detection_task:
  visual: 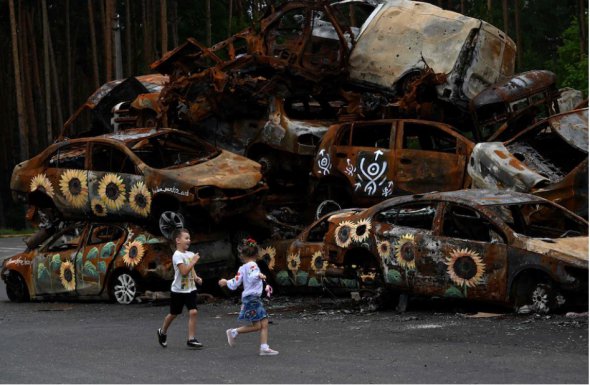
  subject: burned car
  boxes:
[311,118,475,215]
[308,190,586,313]
[1,222,173,304]
[468,108,588,218]
[60,74,169,140]
[10,128,267,238]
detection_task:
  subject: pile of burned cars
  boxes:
[3,0,587,312]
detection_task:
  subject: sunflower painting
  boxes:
[122,240,145,268]
[129,181,152,217]
[377,240,392,262]
[334,221,355,248]
[351,218,372,243]
[394,234,416,270]
[258,246,276,270]
[445,248,486,294]
[91,198,108,217]
[98,173,126,211]
[30,173,55,198]
[310,251,328,274]
[59,169,88,208]
[59,261,76,291]
[287,252,301,273]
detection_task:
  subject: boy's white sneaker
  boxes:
[226,329,236,347]
[259,347,279,356]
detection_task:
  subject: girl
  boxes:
[218,238,278,356]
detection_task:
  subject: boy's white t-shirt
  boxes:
[171,250,197,293]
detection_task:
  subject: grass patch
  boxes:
[0,228,34,236]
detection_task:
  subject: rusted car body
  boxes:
[311,119,475,211]
[468,108,588,218]
[10,128,267,238]
[470,70,560,142]
[259,190,587,312]
[1,222,173,304]
[60,74,169,140]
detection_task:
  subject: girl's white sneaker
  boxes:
[259,347,279,356]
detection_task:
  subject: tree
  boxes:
[9,0,28,159]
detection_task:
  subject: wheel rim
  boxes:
[159,211,185,239]
[316,199,341,220]
[113,273,137,305]
[531,285,549,313]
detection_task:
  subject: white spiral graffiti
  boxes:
[358,153,387,195]
[317,149,332,175]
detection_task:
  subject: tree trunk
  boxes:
[460,0,465,14]
[228,0,233,38]
[487,0,492,20]
[26,7,44,150]
[161,0,168,55]
[49,34,64,130]
[9,0,29,160]
[514,0,522,70]
[206,0,212,46]
[125,0,133,76]
[42,0,52,145]
[171,0,178,47]
[20,3,38,153]
[579,0,588,56]
[88,0,100,88]
[105,0,114,81]
[66,0,73,116]
[143,0,152,65]
[502,0,509,35]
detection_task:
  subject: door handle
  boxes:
[400,158,412,164]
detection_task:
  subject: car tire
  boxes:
[315,199,342,220]
[109,271,139,305]
[512,274,561,314]
[158,210,186,240]
[5,272,29,302]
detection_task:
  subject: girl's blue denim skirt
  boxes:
[238,295,268,322]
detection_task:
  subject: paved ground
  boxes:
[0,237,587,383]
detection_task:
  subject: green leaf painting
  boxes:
[275,271,292,286]
[83,261,99,279]
[308,277,321,287]
[341,278,358,289]
[146,237,163,244]
[134,235,147,244]
[37,263,50,281]
[50,254,61,271]
[100,242,115,259]
[97,261,107,274]
[295,271,308,286]
[444,286,465,298]
[87,247,99,261]
[386,269,402,285]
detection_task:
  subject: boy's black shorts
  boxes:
[170,290,198,315]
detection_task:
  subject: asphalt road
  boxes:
[0,237,587,383]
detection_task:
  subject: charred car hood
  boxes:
[154,150,262,190]
[524,236,588,268]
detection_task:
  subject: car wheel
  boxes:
[158,210,186,239]
[110,272,139,305]
[512,274,561,314]
[315,199,342,220]
[5,272,29,302]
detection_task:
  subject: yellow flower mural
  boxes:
[98,173,126,211]
[310,251,328,273]
[129,181,152,217]
[335,221,355,248]
[30,173,55,198]
[287,252,301,273]
[59,261,76,291]
[122,240,145,268]
[445,248,486,288]
[91,198,108,217]
[258,246,276,270]
[395,234,416,270]
[377,240,392,260]
[351,218,372,243]
[59,169,88,208]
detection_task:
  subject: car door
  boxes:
[33,224,85,296]
[87,142,145,219]
[394,120,472,194]
[76,223,126,296]
[429,202,509,301]
[372,201,440,293]
[43,142,91,216]
[334,121,396,203]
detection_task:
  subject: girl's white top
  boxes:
[226,261,263,299]
[171,250,197,293]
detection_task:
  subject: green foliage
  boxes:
[552,17,588,96]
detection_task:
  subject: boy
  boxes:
[157,228,203,348]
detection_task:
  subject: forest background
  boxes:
[0,0,587,229]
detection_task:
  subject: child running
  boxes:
[157,228,204,349]
[218,238,278,356]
